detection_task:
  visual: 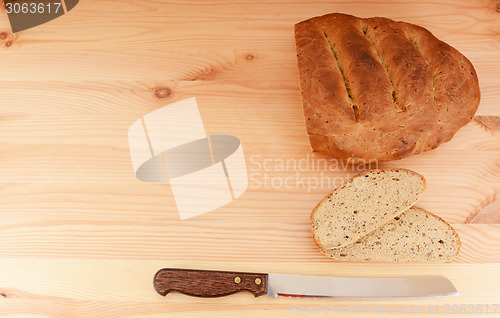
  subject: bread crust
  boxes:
[295,13,480,161]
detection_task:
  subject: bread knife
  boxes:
[154,268,458,299]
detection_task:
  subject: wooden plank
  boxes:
[0,1,498,115]
[0,115,498,182]
[0,209,498,262]
[0,71,497,116]
[0,259,499,317]
[0,178,497,224]
[0,0,498,52]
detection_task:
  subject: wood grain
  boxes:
[0,0,499,317]
[1,259,500,318]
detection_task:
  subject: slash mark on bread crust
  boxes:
[361,25,404,111]
[405,33,438,105]
[322,31,359,122]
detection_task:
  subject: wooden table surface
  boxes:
[1,0,499,317]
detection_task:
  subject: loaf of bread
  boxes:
[321,207,461,262]
[295,13,480,161]
[311,169,426,249]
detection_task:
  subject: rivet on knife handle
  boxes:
[154,268,268,297]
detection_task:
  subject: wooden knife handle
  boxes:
[154,268,268,297]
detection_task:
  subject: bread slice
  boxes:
[311,169,426,249]
[321,207,461,262]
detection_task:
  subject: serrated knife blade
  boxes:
[267,273,458,299]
